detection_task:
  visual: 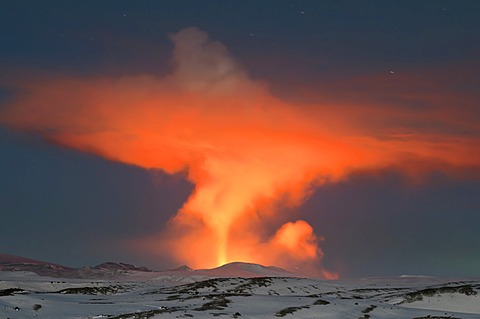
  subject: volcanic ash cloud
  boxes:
[2,27,479,278]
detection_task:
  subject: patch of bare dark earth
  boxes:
[56,285,124,295]
[194,295,231,311]
[108,307,177,319]
[313,299,330,305]
[0,288,26,296]
[275,305,310,317]
[402,285,477,304]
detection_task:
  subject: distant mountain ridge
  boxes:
[0,253,70,268]
[0,253,297,279]
[0,253,72,276]
[0,253,153,278]
[93,262,152,272]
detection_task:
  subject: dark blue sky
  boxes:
[1,1,479,277]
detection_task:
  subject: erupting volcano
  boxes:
[1,27,479,278]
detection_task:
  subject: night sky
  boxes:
[1,1,479,278]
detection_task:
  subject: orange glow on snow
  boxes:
[1,27,479,278]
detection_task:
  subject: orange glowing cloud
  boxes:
[1,27,479,277]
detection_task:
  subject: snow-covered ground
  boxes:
[1,266,479,319]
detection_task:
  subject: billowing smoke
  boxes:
[1,27,479,278]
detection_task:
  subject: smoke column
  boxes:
[1,27,479,277]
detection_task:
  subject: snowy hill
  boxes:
[1,254,479,318]
[193,262,297,278]
[0,271,479,318]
